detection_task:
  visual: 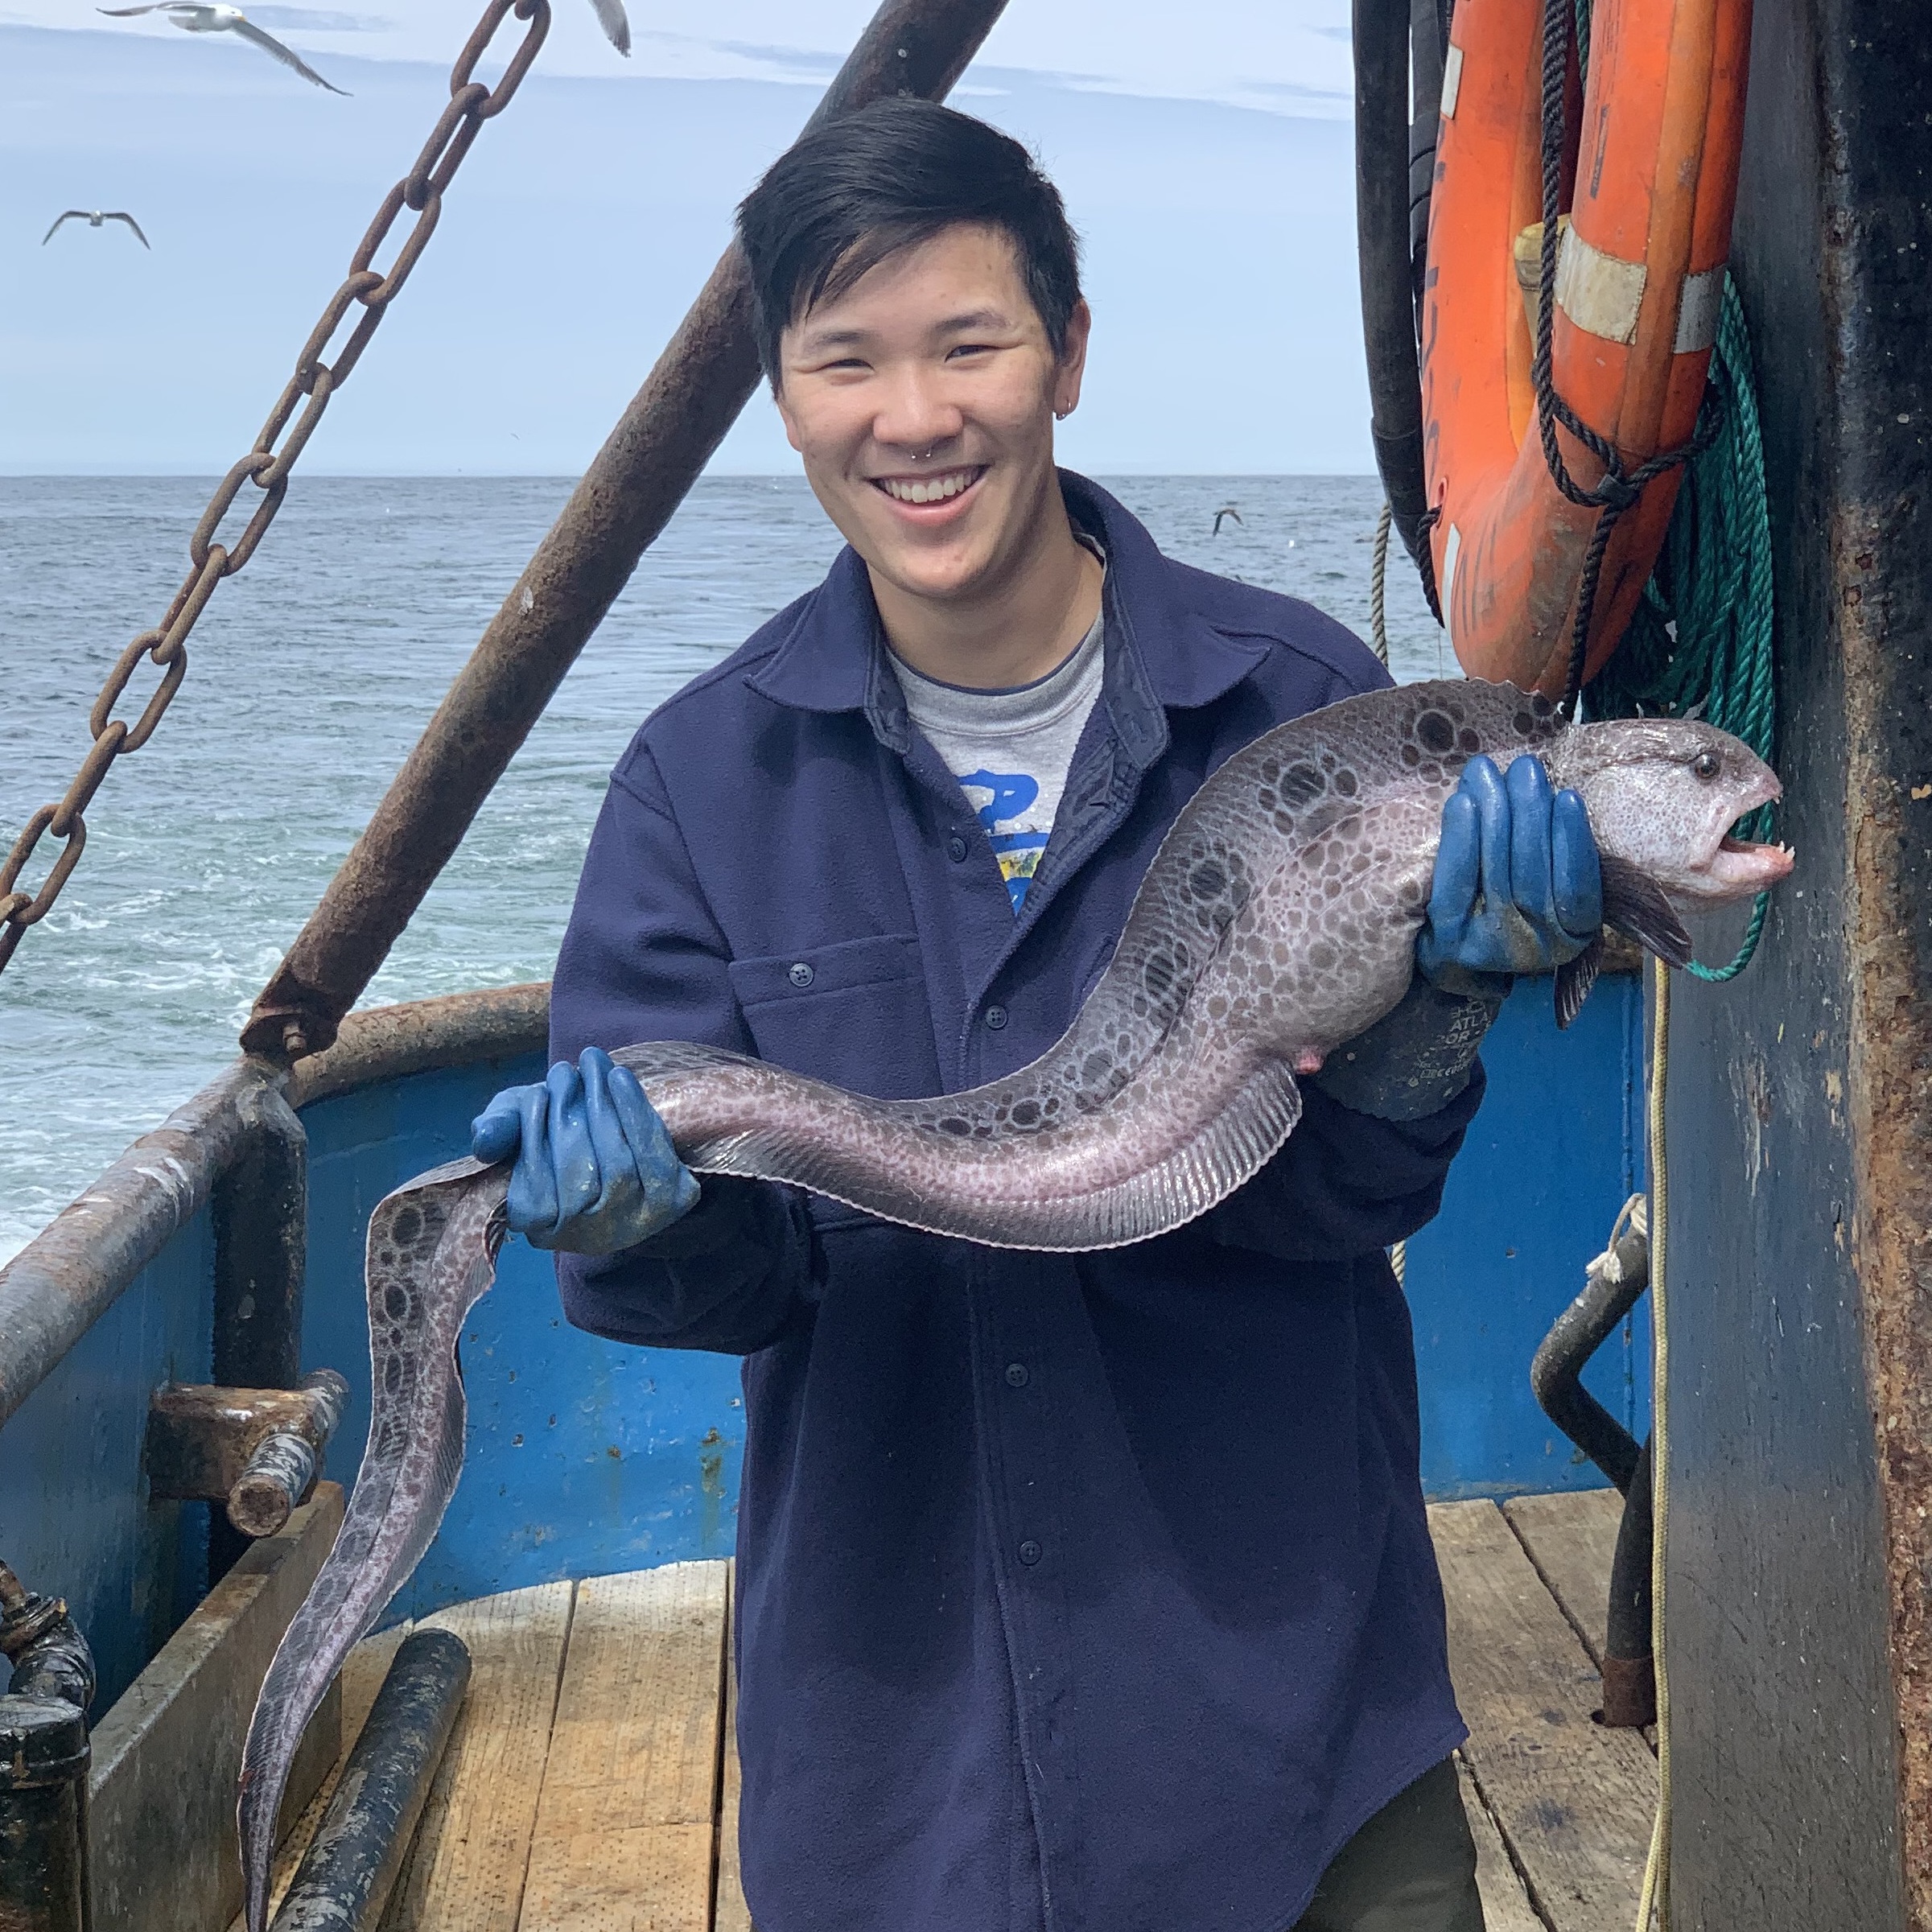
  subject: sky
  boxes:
[0,0,1373,473]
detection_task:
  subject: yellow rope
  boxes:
[1635,958,1673,1930]
[1370,500,1405,1300]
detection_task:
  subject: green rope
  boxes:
[1584,276,1777,981]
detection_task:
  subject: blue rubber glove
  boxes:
[470,1046,699,1254]
[1416,753,1603,992]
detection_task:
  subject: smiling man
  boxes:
[474,98,1604,1932]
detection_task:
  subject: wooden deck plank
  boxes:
[1430,1500,1656,1932]
[517,1563,729,1929]
[1502,1488,1626,1667]
[1456,1753,1545,1932]
[715,1563,752,1932]
[252,1501,1654,1932]
[386,1580,577,1932]
[521,1826,717,1932]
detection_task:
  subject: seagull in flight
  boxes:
[97,5,350,93]
[1212,504,1244,537]
[589,0,629,52]
[43,209,151,248]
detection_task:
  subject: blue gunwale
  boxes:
[0,973,1646,1710]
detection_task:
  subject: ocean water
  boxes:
[0,473,1445,1264]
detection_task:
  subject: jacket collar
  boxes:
[743,472,1267,735]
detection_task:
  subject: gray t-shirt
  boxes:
[891,608,1106,913]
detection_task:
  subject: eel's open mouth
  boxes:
[1704,834,1797,898]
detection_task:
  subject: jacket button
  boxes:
[1004,1362,1029,1388]
[788,962,815,988]
[984,1005,1008,1030]
[946,834,969,863]
[1018,1539,1042,1566]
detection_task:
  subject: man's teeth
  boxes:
[879,470,978,505]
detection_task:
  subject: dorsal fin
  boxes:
[684,1057,1304,1251]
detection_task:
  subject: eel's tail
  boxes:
[237,1159,508,1932]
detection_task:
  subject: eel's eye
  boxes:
[1692,751,1722,781]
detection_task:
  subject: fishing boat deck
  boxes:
[239,1489,1654,1932]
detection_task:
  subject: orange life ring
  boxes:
[1419,0,1752,696]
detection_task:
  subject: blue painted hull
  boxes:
[0,975,1646,1706]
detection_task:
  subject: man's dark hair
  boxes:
[735,97,1083,384]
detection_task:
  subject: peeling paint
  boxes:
[1839,498,1932,1928]
[698,1428,726,1554]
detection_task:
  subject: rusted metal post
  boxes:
[145,1372,349,1539]
[244,0,1014,1061]
[208,1081,308,1580]
[212,1083,306,1391]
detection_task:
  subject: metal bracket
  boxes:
[146,1370,348,1539]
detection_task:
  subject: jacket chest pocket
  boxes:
[727,932,941,1102]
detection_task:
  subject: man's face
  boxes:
[774,223,1089,609]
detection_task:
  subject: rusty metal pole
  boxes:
[208,1081,308,1584]
[244,0,1014,1061]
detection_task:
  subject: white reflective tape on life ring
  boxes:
[1674,266,1726,354]
[1554,225,1647,345]
[1440,43,1464,119]
[1441,523,1462,631]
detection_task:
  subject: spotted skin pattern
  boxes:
[237,1160,505,1932]
[601,680,1570,1250]
[238,682,1786,1905]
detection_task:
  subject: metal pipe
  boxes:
[209,1082,310,1581]
[228,1370,351,1540]
[0,1700,89,1932]
[0,1567,95,1716]
[212,1084,307,1394]
[0,1563,95,1932]
[1353,0,1434,581]
[242,0,1015,1064]
[1600,1433,1658,1728]
[282,983,548,1111]
[1528,1228,1650,1494]
[0,1061,274,1433]
[266,1629,471,1931]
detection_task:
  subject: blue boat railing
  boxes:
[0,973,1647,1716]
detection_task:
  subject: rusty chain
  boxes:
[0,0,553,976]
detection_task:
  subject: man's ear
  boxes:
[1052,299,1093,420]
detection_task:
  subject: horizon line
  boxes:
[0,468,1383,481]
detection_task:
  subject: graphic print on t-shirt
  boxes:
[958,768,1051,911]
[890,599,1108,921]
